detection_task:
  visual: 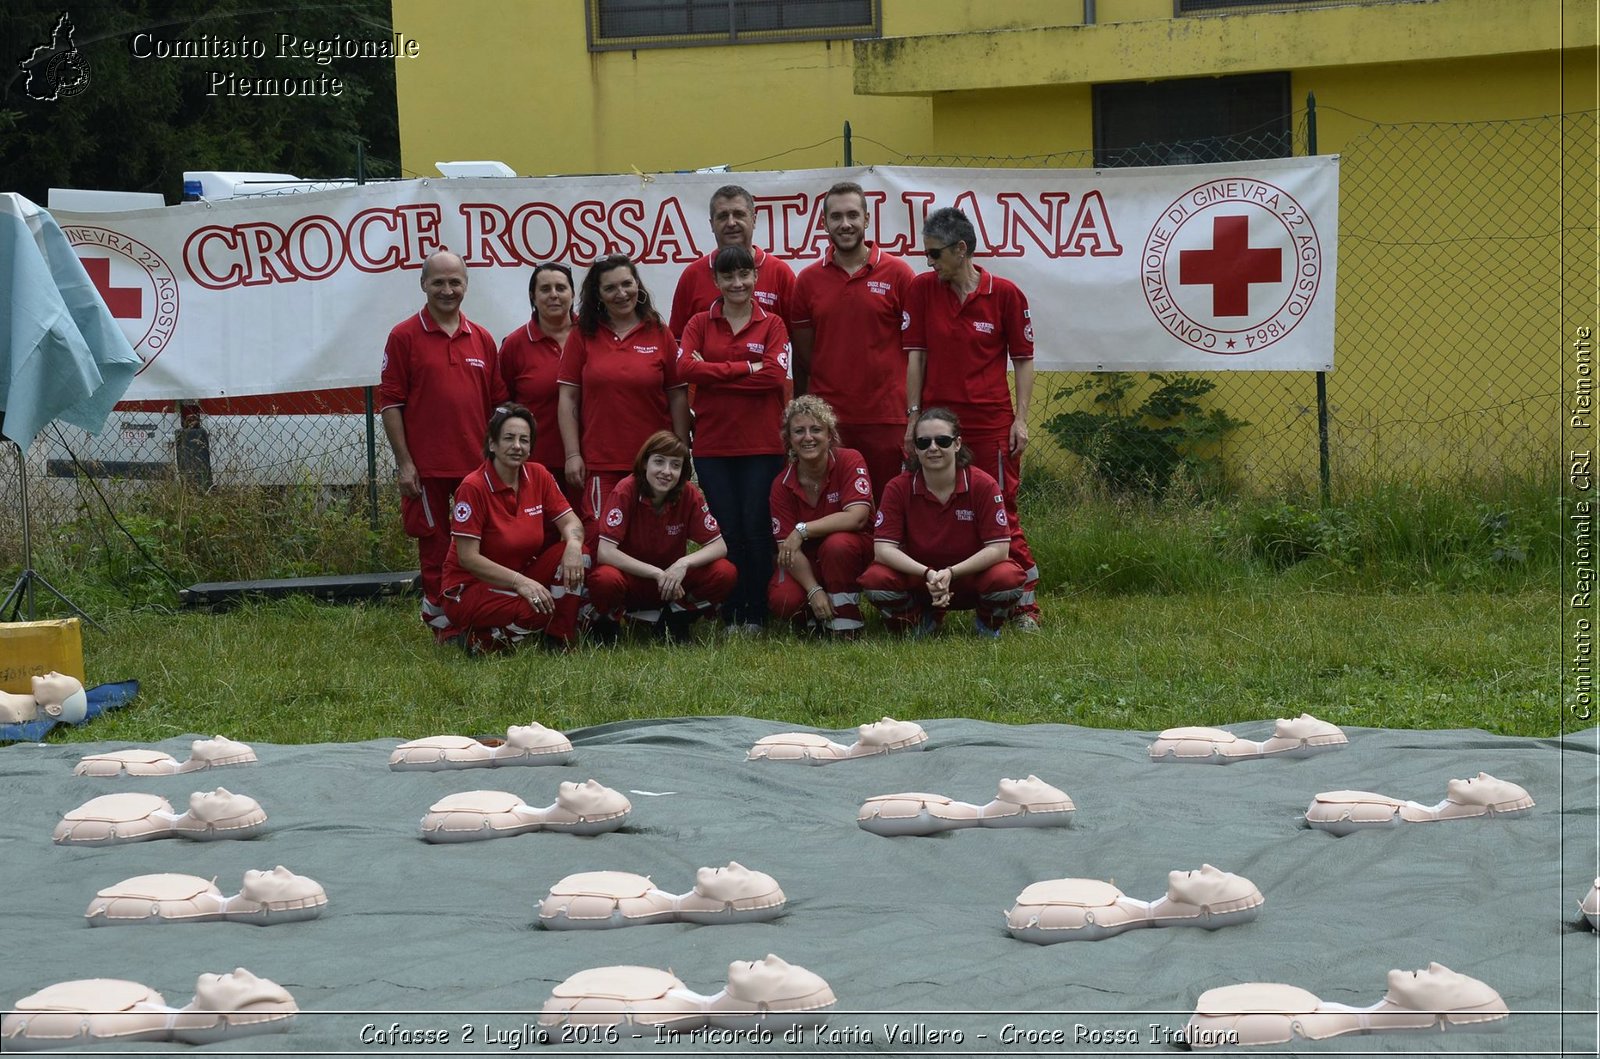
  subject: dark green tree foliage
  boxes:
[1,1,399,203]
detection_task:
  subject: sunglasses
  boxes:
[924,243,956,261]
[913,434,957,451]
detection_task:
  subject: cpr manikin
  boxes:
[1305,772,1534,835]
[1181,962,1508,1048]
[1582,879,1600,929]
[540,862,785,929]
[1,968,297,1051]
[389,723,573,771]
[748,717,927,764]
[420,779,630,842]
[75,736,257,777]
[1148,713,1347,763]
[857,776,1074,836]
[85,866,327,926]
[1006,864,1263,943]
[53,789,268,845]
[540,954,834,1033]
[0,672,87,725]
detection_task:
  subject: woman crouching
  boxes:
[440,404,586,653]
[859,407,1026,637]
[586,431,736,643]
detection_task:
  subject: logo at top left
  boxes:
[19,13,92,102]
[62,227,179,374]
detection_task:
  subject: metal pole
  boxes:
[843,120,852,166]
[1308,91,1331,506]
[356,141,380,565]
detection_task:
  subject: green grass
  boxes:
[45,585,1558,745]
[5,473,1564,745]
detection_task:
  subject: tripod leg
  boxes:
[22,571,104,632]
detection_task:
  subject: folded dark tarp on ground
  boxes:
[0,718,1594,1055]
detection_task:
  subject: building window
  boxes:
[588,0,879,51]
[1093,72,1292,168]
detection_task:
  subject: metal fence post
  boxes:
[1308,91,1332,506]
[844,120,852,166]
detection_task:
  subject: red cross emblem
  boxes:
[82,256,143,318]
[1178,216,1282,318]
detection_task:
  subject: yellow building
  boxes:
[395,0,1596,489]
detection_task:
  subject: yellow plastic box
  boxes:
[0,619,85,693]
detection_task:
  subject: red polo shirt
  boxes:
[769,447,873,541]
[676,301,790,457]
[556,320,684,472]
[441,460,573,593]
[902,267,1034,436]
[669,245,796,336]
[792,245,916,426]
[499,318,571,471]
[378,308,506,479]
[873,466,1011,570]
[597,477,722,570]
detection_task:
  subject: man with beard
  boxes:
[789,181,916,501]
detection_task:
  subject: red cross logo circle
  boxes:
[1142,178,1322,355]
[63,226,179,374]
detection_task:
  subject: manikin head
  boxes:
[1168,864,1247,904]
[33,671,87,722]
[190,735,248,761]
[1384,963,1497,1010]
[557,779,626,814]
[695,861,775,900]
[240,866,319,903]
[191,968,293,1011]
[996,775,1067,805]
[186,788,258,822]
[725,954,826,1002]
[857,717,919,745]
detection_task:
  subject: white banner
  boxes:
[51,157,1337,401]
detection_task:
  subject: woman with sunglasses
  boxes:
[767,395,874,637]
[557,255,689,525]
[902,206,1040,629]
[860,407,1025,637]
[440,404,586,653]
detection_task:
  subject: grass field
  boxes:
[51,585,1558,745]
[5,474,1566,745]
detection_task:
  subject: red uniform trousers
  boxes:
[836,422,909,506]
[402,476,464,632]
[961,434,1040,620]
[767,531,873,632]
[859,558,1027,630]
[586,559,737,623]
[440,540,583,652]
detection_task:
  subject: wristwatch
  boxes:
[905,404,921,417]
[795,521,809,541]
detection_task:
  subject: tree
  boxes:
[1,1,399,203]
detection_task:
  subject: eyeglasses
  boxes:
[913,434,957,451]
[924,243,956,262]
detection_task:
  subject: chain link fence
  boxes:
[0,107,1589,588]
[869,107,1592,498]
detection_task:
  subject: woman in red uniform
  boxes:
[586,431,736,643]
[499,263,575,492]
[440,404,586,653]
[557,254,688,524]
[859,407,1026,637]
[676,244,789,634]
[767,395,874,637]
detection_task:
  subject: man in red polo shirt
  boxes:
[790,181,916,500]
[378,250,507,638]
[669,184,795,336]
[902,207,1040,628]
